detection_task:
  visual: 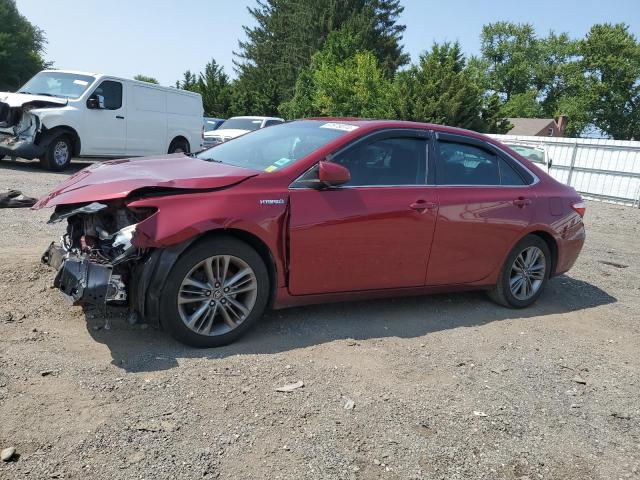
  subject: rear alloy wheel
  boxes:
[160,237,269,347]
[488,235,551,308]
[40,135,73,171]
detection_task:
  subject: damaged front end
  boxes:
[0,93,66,159]
[41,202,155,307]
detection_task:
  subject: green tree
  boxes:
[175,70,197,91]
[393,42,492,132]
[279,27,395,119]
[0,0,48,91]
[133,74,159,84]
[196,59,232,117]
[234,0,408,115]
[501,90,545,117]
[480,22,544,101]
[580,23,640,139]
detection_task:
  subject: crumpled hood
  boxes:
[0,92,68,108]
[204,128,250,140]
[33,153,259,208]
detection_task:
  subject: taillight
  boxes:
[571,201,586,217]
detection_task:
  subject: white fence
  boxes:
[490,134,640,208]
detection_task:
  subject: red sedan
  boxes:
[35,119,586,347]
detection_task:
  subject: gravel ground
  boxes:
[0,158,639,480]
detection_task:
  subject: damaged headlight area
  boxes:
[41,201,156,306]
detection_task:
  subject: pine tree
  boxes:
[234,0,408,115]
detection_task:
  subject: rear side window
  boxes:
[264,119,283,127]
[436,141,525,186]
[93,80,122,110]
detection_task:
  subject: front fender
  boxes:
[127,188,289,284]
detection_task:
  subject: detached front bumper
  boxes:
[0,133,44,159]
[42,243,114,306]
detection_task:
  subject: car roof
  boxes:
[301,117,488,138]
[228,116,284,121]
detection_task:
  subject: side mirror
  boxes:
[318,160,350,188]
[87,94,105,109]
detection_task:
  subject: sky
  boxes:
[15,0,640,87]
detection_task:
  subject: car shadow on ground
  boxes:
[84,274,616,373]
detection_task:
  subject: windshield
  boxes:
[219,118,264,131]
[505,144,545,164]
[19,72,95,99]
[196,120,355,172]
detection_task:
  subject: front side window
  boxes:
[19,71,95,99]
[333,137,427,186]
[436,141,525,186]
[91,81,122,110]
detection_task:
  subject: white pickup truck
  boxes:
[0,70,203,170]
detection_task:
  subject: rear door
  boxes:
[82,79,126,155]
[426,133,536,285]
[288,129,438,295]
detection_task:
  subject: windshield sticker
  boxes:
[274,157,292,166]
[265,165,278,172]
[73,79,89,86]
[320,122,359,132]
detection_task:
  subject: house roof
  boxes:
[507,118,557,136]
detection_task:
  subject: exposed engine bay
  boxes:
[42,202,155,306]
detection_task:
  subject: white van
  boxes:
[0,70,203,170]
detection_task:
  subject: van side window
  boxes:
[93,81,123,110]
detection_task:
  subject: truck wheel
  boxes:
[168,138,190,154]
[159,237,270,348]
[40,135,73,171]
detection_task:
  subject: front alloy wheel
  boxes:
[160,237,269,347]
[178,255,258,336]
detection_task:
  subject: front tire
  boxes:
[40,135,73,171]
[488,235,551,308]
[160,237,270,347]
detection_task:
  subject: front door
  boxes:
[288,130,438,295]
[82,79,126,156]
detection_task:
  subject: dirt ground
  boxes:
[0,158,639,480]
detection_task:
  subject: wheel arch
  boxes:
[168,135,190,153]
[528,230,559,277]
[38,125,82,156]
[196,228,279,308]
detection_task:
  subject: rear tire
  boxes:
[488,235,551,308]
[40,135,73,171]
[159,237,270,348]
[168,138,190,154]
